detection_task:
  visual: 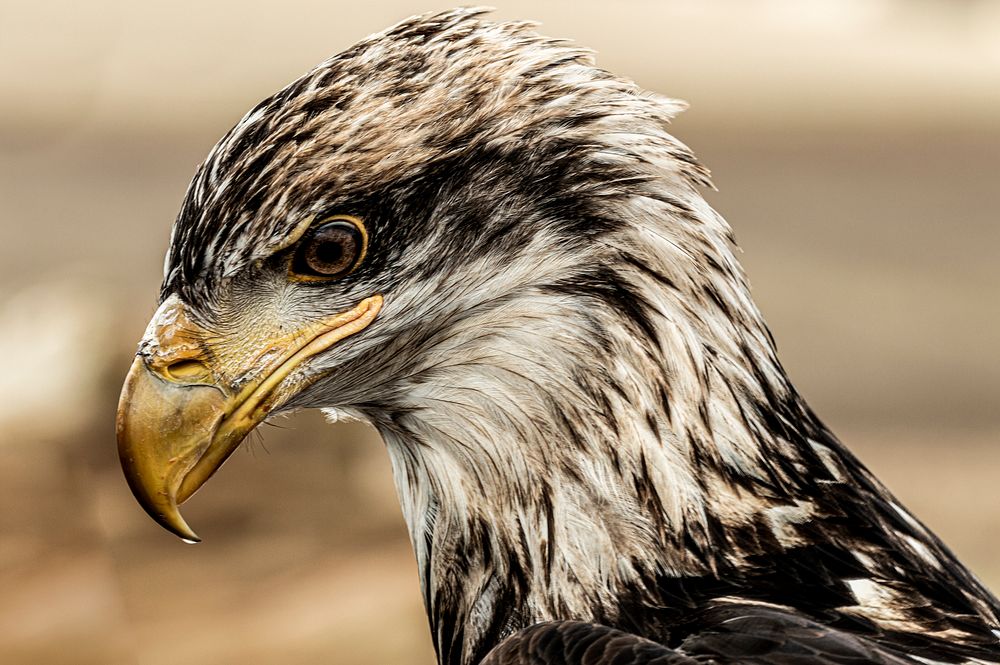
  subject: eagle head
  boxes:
[117,8,746,543]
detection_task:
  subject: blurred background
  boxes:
[1,1,998,663]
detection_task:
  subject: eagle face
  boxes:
[118,8,711,541]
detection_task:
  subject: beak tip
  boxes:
[152,505,202,543]
[169,522,202,544]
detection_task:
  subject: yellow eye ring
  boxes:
[289,215,368,282]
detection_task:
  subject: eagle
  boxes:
[115,8,1000,665]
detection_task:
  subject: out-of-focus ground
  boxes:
[0,1,998,663]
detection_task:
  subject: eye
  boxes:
[290,216,367,280]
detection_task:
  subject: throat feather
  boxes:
[372,251,814,662]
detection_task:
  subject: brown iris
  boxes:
[291,216,366,279]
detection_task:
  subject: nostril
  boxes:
[163,359,212,383]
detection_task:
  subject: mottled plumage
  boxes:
[151,8,1000,665]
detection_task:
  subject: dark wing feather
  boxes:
[674,605,914,664]
[480,621,698,664]
[481,605,918,664]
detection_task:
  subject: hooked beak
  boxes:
[116,295,382,542]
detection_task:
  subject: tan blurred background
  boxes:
[1,1,998,663]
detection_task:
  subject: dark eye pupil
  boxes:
[314,240,344,266]
[293,220,363,278]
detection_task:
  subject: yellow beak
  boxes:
[116,295,382,542]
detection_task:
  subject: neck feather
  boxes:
[367,191,839,662]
